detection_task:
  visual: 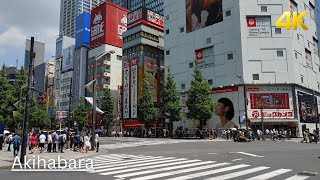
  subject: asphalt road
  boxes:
[1,138,319,180]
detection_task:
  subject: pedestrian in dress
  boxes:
[30,133,38,154]
[84,133,91,153]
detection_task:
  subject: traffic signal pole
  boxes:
[20,37,35,164]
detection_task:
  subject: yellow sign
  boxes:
[275,11,308,30]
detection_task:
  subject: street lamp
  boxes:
[237,75,249,131]
[85,50,115,151]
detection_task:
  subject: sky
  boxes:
[0,0,60,67]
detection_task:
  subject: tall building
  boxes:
[34,62,54,99]
[316,0,320,54]
[111,0,164,15]
[59,0,106,38]
[24,39,45,69]
[5,66,18,84]
[165,0,320,136]
[121,7,165,129]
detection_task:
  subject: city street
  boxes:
[1,137,319,180]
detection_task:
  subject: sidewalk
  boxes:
[0,144,106,169]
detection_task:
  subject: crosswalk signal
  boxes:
[38,93,44,108]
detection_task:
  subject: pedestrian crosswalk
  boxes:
[80,154,313,180]
[99,140,184,149]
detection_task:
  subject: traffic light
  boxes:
[38,93,44,108]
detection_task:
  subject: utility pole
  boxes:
[91,58,97,151]
[237,75,249,131]
[312,90,319,136]
[68,77,73,134]
[20,37,35,164]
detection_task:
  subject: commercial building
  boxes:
[87,1,129,128]
[111,0,164,15]
[5,66,18,84]
[59,0,106,38]
[34,61,55,99]
[24,39,45,69]
[121,7,164,129]
[164,0,320,136]
[316,0,320,53]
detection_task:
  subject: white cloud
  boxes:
[0,48,7,56]
[0,27,26,48]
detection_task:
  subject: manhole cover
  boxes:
[297,171,318,176]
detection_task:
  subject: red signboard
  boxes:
[251,111,293,118]
[246,17,257,27]
[250,93,290,109]
[90,2,129,48]
[121,121,162,129]
[212,86,238,94]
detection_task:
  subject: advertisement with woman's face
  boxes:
[215,98,238,129]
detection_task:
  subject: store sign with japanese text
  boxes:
[123,59,130,119]
[246,17,271,37]
[117,85,122,120]
[130,57,138,118]
[147,10,164,28]
[195,46,214,69]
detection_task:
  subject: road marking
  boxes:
[167,164,250,180]
[231,158,242,161]
[230,152,264,157]
[245,169,292,180]
[130,162,231,180]
[101,159,203,176]
[92,157,182,173]
[208,153,219,155]
[284,175,311,180]
[205,166,270,180]
[114,161,215,178]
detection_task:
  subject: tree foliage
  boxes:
[186,67,214,129]
[138,77,157,129]
[72,97,88,130]
[161,71,181,136]
[100,88,115,132]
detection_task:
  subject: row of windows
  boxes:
[123,31,160,43]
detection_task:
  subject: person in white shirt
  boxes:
[39,132,46,153]
[47,132,52,153]
[95,132,99,152]
[84,133,91,153]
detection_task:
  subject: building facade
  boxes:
[316,0,320,54]
[24,39,45,69]
[111,0,164,15]
[164,0,320,136]
[59,0,106,38]
[121,7,164,129]
[5,67,18,84]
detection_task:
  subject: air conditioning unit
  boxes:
[103,84,110,89]
[103,72,109,77]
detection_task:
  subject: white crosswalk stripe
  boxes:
[84,154,312,180]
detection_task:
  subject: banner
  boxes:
[123,59,130,119]
[250,93,290,109]
[298,91,317,123]
[144,56,157,102]
[117,85,122,120]
[131,57,138,118]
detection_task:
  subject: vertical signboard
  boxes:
[117,85,122,120]
[131,57,138,118]
[144,56,157,102]
[62,45,74,72]
[298,91,317,123]
[123,59,130,119]
[75,12,91,49]
[90,3,106,48]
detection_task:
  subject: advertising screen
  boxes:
[250,93,290,109]
[62,45,74,72]
[298,91,317,123]
[144,56,157,102]
[75,12,91,49]
[186,0,223,33]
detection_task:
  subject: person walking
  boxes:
[7,132,13,151]
[39,132,46,153]
[58,132,66,153]
[52,131,59,152]
[84,133,91,153]
[12,133,22,157]
[29,133,38,154]
[47,132,52,153]
[95,132,99,153]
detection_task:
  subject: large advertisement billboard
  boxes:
[75,12,91,49]
[186,0,223,33]
[62,45,74,72]
[123,59,130,119]
[250,93,290,109]
[127,7,164,30]
[298,91,317,123]
[144,56,157,102]
[90,2,129,48]
[131,57,138,118]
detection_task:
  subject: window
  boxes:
[275,28,281,34]
[277,50,283,57]
[227,53,234,60]
[116,55,122,60]
[208,79,213,85]
[206,37,211,44]
[189,62,193,68]
[301,76,304,83]
[253,74,259,80]
[319,66,320,72]
[318,83,320,90]
[308,42,310,48]
[225,10,231,17]
[261,6,267,12]
[297,34,299,40]
[180,27,184,33]
[165,15,169,20]
[165,29,169,34]
[295,53,298,59]
[181,83,186,90]
[166,50,170,55]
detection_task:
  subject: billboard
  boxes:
[123,59,130,119]
[250,93,290,109]
[127,7,164,30]
[195,46,214,69]
[144,56,157,102]
[127,8,143,25]
[75,12,91,49]
[246,17,271,37]
[131,57,138,118]
[186,0,223,33]
[62,45,74,72]
[117,85,122,120]
[298,91,317,123]
[90,2,129,48]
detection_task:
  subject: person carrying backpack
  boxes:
[12,133,22,157]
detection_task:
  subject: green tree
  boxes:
[73,97,88,131]
[100,88,115,134]
[186,67,214,129]
[28,97,50,129]
[161,71,182,137]
[138,77,157,130]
